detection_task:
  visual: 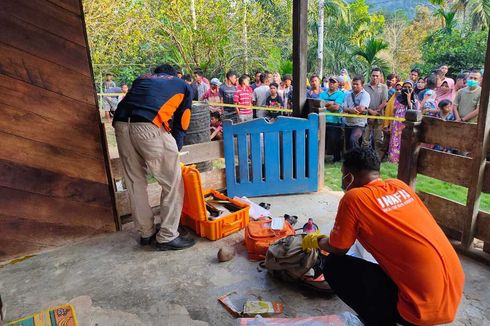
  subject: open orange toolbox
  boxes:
[181,165,250,240]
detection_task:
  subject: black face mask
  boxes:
[402,88,409,94]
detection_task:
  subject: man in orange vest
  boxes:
[113,64,195,251]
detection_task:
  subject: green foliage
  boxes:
[353,37,390,78]
[420,29,488,76]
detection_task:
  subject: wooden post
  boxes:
[397,110,422,189]
[292,0,308,118]
[307,99,326,190]
[461,33,490,249]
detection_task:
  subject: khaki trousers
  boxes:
[114,121,182,243]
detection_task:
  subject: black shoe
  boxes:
[140,232,157,246]
[155,236,196,251]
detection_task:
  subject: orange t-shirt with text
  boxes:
[329,179,464,325]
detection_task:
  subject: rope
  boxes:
[96,94,405,122]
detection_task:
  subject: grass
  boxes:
[324,161,490,213]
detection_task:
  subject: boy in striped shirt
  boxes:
[233,74,254,122]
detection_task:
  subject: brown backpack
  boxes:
[264,234,333,293]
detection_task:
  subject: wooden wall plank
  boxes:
[1,0,86,46]
[0,103,102,157]
[0,132,107,184]
[0,75,98,127]
[0,159,111,207]
[46,0,81,15]
[418,191,466,231]
[0,13,90,77]
[476,211,490,243]
[483,161,490,194]
[180,141,224,164]
[422,117,476,153]
[0,215,107,262]
[0,43,96,105]
[418,148,472,188]
[0,187,115,230]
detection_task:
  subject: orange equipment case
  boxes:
[244,218,296,261]
[181,165,250,240]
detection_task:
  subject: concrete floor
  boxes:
[0,190,489,325]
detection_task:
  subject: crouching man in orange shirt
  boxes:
[303,148,464,325]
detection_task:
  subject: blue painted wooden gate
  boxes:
[223,114,319,197]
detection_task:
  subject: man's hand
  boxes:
[368,109,379,116]
[302,231,327,252]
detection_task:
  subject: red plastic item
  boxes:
[244,218,295,261]
[181,165,250,240]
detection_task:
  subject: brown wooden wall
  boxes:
[0,0,117,262]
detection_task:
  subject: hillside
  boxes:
[348,0,433,17]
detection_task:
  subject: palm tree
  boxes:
[452,0,490,30]
[434,8,457,34]
[353,38,390,79]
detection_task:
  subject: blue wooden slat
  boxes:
[250,133,262,183]
[295,129,306,180]
[237,134,250,184]
[282,130,293,181]
[264,132,280,183]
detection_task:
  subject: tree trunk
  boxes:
[243,0,249,74]
[190,0,197,30]
[317,0,324,78]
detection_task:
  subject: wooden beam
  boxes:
[421,117,477,154]
[180,141,224,165]
[417,191,466,232]
[476,210,490,243]
[483,161,490,194]
[462,30,490,248]
[417,148,472,188]
[397,110,422,189]
[292,0,308,117]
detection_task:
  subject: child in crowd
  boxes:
[210,111,223,141]
[420,74,438,117]
[437,99,455,121]
[233,74,254,122]
[433,99,456,154]
[265,82,284,120]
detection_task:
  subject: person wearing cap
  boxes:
[202,78,223,114]
[319,76,345,162]
[362,67,388,160]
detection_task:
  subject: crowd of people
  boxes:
[103,64,484,162]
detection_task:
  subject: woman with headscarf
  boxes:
[388,81,417,163]
[435,77,455,106]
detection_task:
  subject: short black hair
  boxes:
[411,68,421,75]
[456,73,468,80]
[182,74,193,82]
[238,74,250,85]
[352,75,364,84]
[154,64,176,76]
[210,111,221,120]
[438,99,452,108]
[269,82,279,88]
[283,74,292,81]
[194,70,204,77]
[387,73,397,80]
[226,70,237,80]
[309,74,320,81]
[259,73,267,84]
[371,67,382,74]
[343,148,380,173]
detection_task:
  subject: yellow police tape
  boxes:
[96,94,405,122]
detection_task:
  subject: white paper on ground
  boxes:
[233,196,271,220]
